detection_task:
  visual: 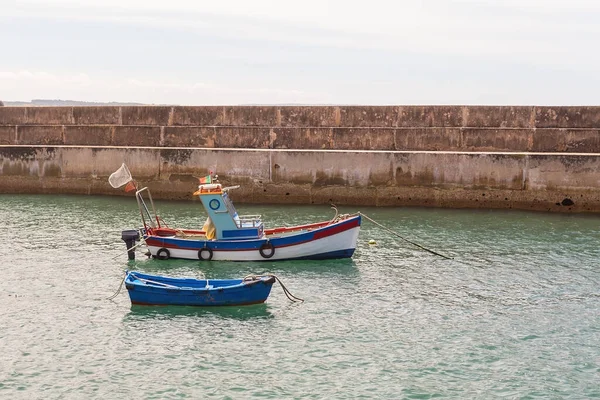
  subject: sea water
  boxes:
[1,194,599,399]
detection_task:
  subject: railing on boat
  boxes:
[236,214,262,228]
[135,187,161,230]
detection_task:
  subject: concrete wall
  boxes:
[2,105,600,152]
[2,105,600,212]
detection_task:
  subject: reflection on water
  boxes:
[125,303,274,321]
[125,255,360,278]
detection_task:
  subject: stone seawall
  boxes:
[2,105,600,212]
[2,105,600,152]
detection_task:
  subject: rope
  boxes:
[360,212,453,260]
[107,271,126,300]
[176,229,189,238]
[111,241,146,260]
[328,204,339,225]
[244,274,304,303]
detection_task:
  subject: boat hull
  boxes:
[143,214,361,261]
[125,271,275,306]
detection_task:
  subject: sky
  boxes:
[1,0,600,105]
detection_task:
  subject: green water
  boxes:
[1,194,599,399]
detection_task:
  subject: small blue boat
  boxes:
[124,271,276,306]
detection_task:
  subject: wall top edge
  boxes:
[2,144,600,157]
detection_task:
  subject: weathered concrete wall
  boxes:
[1,146,600,212]
[2,105,600,212]
[1,105,600,152]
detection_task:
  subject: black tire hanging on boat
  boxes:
[259,242,275,259]
[198,247,213,261]
[156,248,170,260]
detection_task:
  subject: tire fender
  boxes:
[198,246,213,261]
[259,242,275,259]
[156,248,170,260]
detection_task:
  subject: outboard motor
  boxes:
[121,230,140,260]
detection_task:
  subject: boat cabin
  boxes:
[193,183,264,240]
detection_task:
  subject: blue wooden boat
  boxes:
[124,271,276,306]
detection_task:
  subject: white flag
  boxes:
[108,163,133,188]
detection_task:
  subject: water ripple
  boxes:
[1,196,600,398]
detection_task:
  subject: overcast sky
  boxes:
[2,0,600,105]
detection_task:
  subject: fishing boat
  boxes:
[124,270,276,306]
[111,164,362,262]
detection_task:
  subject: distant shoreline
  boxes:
[2,99,145,106]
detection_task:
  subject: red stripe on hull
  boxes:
[130,300,267,306]
[312,217,361,240]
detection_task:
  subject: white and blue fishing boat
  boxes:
[111,164,362,262]
[124,271,275,306]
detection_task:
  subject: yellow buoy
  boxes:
[368,239,376,245]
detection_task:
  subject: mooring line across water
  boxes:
[107,271,127,300]
[244,274,304,303]
[359,212,454,260]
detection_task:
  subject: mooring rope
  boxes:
[107,271,126,300]
[244,274,304,303]
[359,212,453,260]
[111,241,146,260]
